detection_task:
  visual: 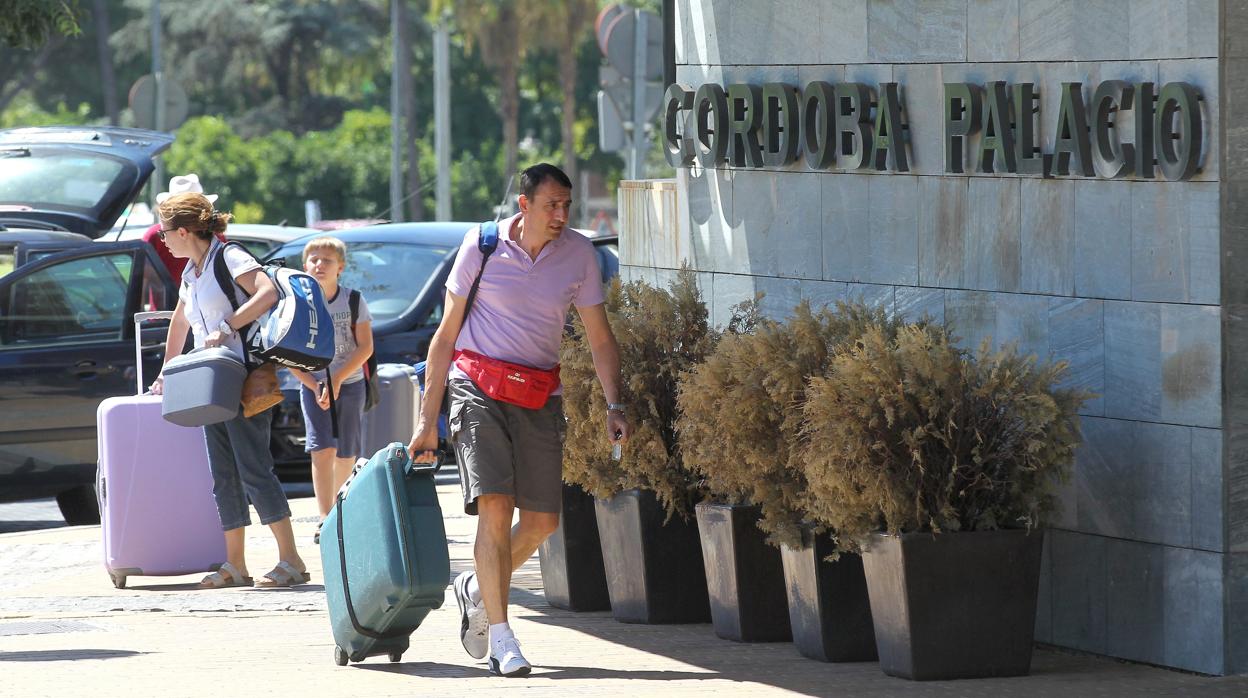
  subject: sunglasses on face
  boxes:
[158,227,178,240]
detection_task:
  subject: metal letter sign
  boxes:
[1012,83,1048,175]
[1155,82,1203,181]
[978,81,1016,174]
[1052,82,1094,177]
[727,83,765,168]
[762,83,801,167]
[802,81,836,170]
[694,82,729,168]
[663,83,694,167]
[835,83,874,170]
[943,83,980,174]
[658,74,1204,181]
[1090,81,1135,179]
[1134,82,1157,179]
[872,83,908,172]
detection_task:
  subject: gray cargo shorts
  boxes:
[448,378,566,516]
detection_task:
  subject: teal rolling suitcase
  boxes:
[321,442,450,665]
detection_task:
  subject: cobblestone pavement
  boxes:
[2,482,1247,697]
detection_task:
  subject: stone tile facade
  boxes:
[619,0,1239,676]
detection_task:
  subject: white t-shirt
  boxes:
[310,286,372,384]
[179,239,260,362]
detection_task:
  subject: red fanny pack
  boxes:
[453,349,560,410]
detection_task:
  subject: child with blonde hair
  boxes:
[290,237,374,540]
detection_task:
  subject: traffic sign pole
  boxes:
[629,8,648,180]
[150,0,164,208]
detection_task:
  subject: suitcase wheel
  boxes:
[334,646,349,666]
[109,572,126,589]
[388,652,402,663]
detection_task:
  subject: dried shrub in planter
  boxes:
[561,270,723,519]
[678,300,907,548]
[800,323,1090,552]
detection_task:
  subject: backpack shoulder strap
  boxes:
[212,241,246,311]
[463,220,499,321]
[348,289,360,327]
[478,220,499,255]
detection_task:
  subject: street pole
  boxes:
[434,20,451,221]
[629,8,648,181]
[389,0,404,222]
[150,0,165,207]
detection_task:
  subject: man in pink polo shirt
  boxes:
[408,163,630,677]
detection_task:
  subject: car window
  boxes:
[0,151,128,212]
[0,252,132,347]
[0,249,12,277]
[595,242,619,284]
[236,239,274,259]
[139,255,170,312]
[424,299,443,327]
[275,241,451,324]
[26,249,65,264]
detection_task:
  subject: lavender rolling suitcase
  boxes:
[97,311,227,589]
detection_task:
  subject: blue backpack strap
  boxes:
[463,220,499,320]
[477,220,499,254]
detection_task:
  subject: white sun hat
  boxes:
[155,173,219,204]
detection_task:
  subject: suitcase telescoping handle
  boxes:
[133,310,174,396]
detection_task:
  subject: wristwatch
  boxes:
[606,402,626,413]
[217,319,236,337]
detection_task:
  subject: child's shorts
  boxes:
[300,379,366,459]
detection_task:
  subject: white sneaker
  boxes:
[489,636,532,677]
[453,571,488,659]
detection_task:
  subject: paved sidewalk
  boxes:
[2,483,1247,698]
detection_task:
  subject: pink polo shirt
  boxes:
[446,214,604,388]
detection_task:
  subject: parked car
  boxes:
[0,230,92,277]
[105,221,320,260]
[0,126,173,239]
[0,241,177,523]
[0,125,175,523]
[219,224,322,259]
[262,222,620,465]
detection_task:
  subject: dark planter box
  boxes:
[861,529,1045,681]
[779,530,877,662]
[538,482,611,611]
[695,502,792,642]
[594,489,711,624]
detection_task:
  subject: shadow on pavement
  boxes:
[353,661,716,682]
[124,582,327,593]
[354,661,493,678]
[0,649,143,662]
[0,521,65,534]
[506,588,885,696]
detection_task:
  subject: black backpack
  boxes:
[349,289,380,412]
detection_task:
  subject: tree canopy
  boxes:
[0,0,671,224]
[0,0,83,49]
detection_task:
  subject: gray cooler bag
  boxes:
[161,347,247,427]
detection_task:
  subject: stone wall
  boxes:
[617,0,1241,675]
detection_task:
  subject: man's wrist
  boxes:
[217,319,236,336]
[606,402,626,413]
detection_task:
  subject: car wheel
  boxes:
[56,485,101,525]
